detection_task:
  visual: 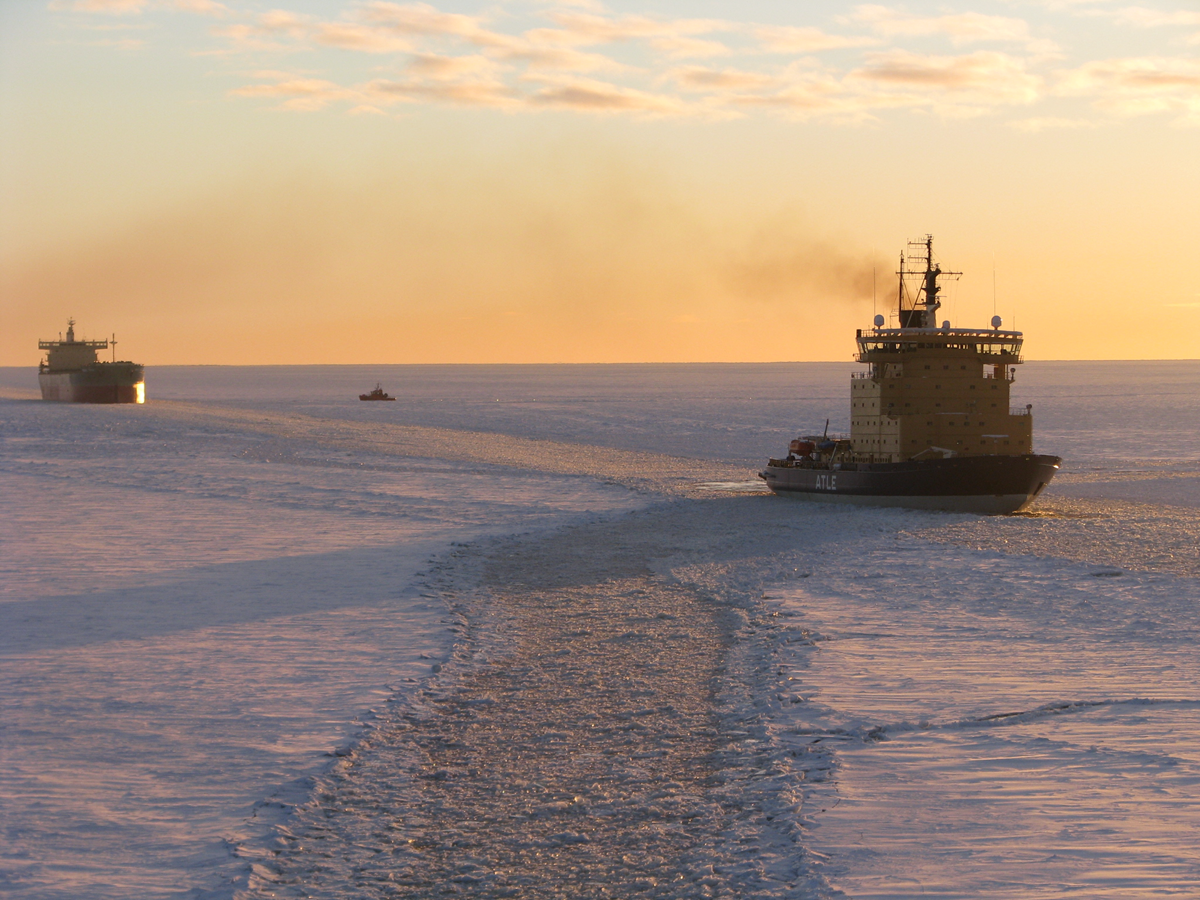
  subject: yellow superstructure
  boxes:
[850,329,1031,462]
[848,237,1033,464]
[39,319,108,371]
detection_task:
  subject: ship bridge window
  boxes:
[924,365,931,370]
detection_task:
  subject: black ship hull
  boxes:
[39,363,145,404]
[760,453,1061,515]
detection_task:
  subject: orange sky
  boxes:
[2,1,1197,365]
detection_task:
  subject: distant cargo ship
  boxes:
[38,319,145,404]
[760,236,1060,514]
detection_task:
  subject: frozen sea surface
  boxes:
[766,537,1200,898]
[1,361,1198,898]
[0,383,651,898]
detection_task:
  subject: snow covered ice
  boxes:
[1,361,1198,898]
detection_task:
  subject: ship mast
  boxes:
[898,235,959,329]
[922,236,941,324]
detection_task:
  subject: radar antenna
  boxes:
[897,235,960,328]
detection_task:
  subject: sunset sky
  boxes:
[2,0,1197,365]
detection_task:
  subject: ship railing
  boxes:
[857,336,1023,351]
[857,349,1024,365]
[855,329,1024,361]
[1009,406,1032,416]
[859,327,1023,340]
[853,368,1016,380]
[38,339,109,350]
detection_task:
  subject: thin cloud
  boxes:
[1057,56,1200,123]
[212,12,312,52]
[1110,7,1200,28]
[230,69,519,112]
[520,26,598,49]
[49,0,150,10]
[527,77,689,115]
[850,50,1041,104]
[667,66,777,92]
[84,35,148,49]
[851,5,1035,44]
[1110,7,1200,49]
[366,77,519,108]
[720,77,862,121]
[1031,0,1114,7]
[172,0,224,12]
[849,4,1061,60]
[358,1,491,40]
[536,0,606,10]
[50,0,225,12]
[257,10,309,34]
[315,22,418,53]
[754,25,880,54]
[228,3,503,55]
[405,53,500,80]
[658,64,861,121]
[49,0,1189,126]
[229,77,359,111]
[486,32,626,73]
[212,24,294,54]
[647,35,731,60]
[545,11,731,46]
[1008,116,1099,131]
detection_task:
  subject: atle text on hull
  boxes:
[760,236,1060,514]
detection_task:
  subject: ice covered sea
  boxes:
[1,360,1198,899]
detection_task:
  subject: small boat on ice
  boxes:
[359,384,396,401]
[760,236,1060,514]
